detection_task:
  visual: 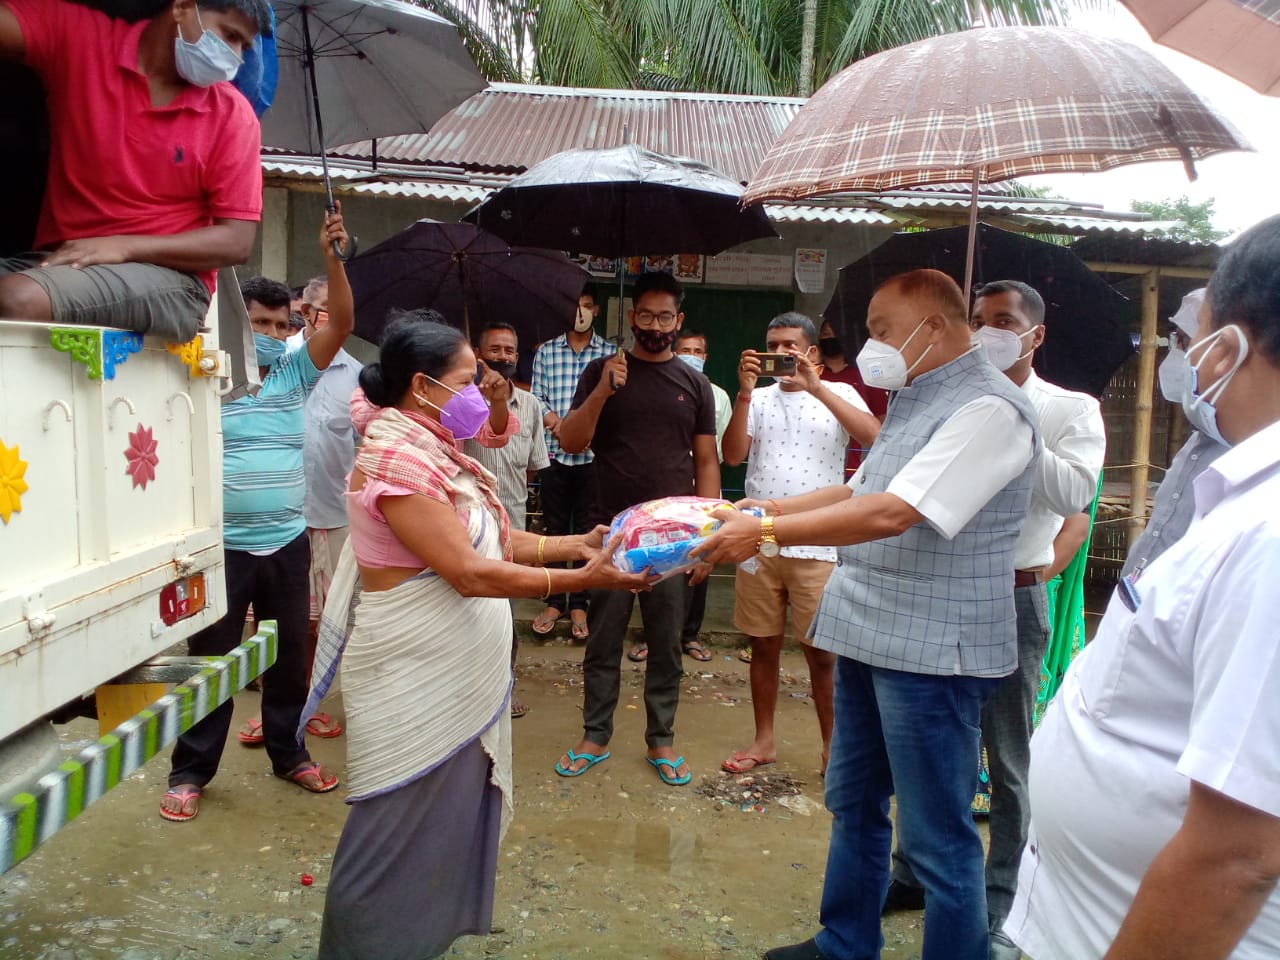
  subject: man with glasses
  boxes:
[553,271,720,787]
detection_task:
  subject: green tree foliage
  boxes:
[1130,196,1229,244]
[416,0,1084,94]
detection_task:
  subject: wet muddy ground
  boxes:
[0,640,945,960]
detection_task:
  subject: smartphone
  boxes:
[756,353,797,377]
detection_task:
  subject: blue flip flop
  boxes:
[554,749,611,777]
[647,755,692,786]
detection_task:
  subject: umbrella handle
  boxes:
[333,235,358,261]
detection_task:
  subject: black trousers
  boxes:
[582,577,690,748]
[538,460,595,613]
[168,534,313,788]
[681,576,709,646]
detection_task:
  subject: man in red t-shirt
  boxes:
[0,0,267,341]
[818,318,890,475]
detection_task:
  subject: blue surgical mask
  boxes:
[677,354,706,374]
[254,332,287,367]
[175,6,244,87]
[1180,324,1247,446]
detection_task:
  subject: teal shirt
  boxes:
[222,347,322,552]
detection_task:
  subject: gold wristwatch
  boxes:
[758,516,780,558]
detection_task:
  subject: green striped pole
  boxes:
[0,623,278,875]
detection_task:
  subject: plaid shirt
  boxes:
[531,332,616,465]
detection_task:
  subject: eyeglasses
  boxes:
[634,309,679,329]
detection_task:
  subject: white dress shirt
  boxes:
[298,342,363,530]
[867,394,1037,541]
[464,386,550,531]
[1006,418,1280,959]
[1012,371,1106,570]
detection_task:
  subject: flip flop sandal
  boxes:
[159,785,202,822]
[647,755,692,786]
[236,717,265,746]
[278,761,340,794]
[721,751,776,774]
[304,712,343,739]
[570,613,590,641]
[682,640,713,662]
[554,748,611,777]
[511,699,531,719]
[531,608,561,636]
[627,644,649,662]
[737,648,753,664]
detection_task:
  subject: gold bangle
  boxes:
[537,535,547,566]
[542,567,552,599]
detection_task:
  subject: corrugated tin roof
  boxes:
[763,204,899,226]
[325,82,804,183]
[261,159,490,204]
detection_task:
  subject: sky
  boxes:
[1025,6,1280,238]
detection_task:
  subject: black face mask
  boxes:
[631,326,678,354]
[818,336,843,358]
[484,361,519,382]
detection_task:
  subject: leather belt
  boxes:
[1013,569,1041,588]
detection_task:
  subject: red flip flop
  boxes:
[278,761,340,794]
[305,712,343,739]
[236,717,265,746]
[159,785,202,822]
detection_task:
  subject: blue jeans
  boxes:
[815,658,1001,960]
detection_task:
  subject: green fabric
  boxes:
[1035,475,1104,725]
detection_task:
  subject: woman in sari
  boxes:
[311,318,653,960]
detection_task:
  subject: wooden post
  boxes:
[1129,268,1160,547]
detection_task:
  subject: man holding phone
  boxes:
[720,312,880,777]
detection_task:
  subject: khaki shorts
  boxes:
[733,555,835,642]
[2,253,209,341]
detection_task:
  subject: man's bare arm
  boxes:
[41,219,257,273]
[0,5,25,61]
[1104,782,1280,960]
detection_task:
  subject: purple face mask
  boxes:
[415,378,491,440]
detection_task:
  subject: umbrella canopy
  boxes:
[745,26,1251,202]
[823,225,1134,398]
[466,144,777,257]
[344,220,591,348]
[1121,0,1280,97]
[262,0,486,154]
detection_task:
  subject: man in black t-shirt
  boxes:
[553,272,719,786]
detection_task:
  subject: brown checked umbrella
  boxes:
[1121,0,1280,97]
[744,26,1252,299]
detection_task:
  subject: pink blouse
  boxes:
[346,477,426,569]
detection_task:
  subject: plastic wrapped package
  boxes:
[609,496,762,581]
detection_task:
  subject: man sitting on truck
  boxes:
[160,208,352,823]
[0,0,268,341]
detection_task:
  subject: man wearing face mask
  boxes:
[884,280,1105,958]
[465,321,551,718]
[0,0,267,340]
[1005,214,1280,960]
[530,284,617,641]
[1121,288,1229,583]
[694,269,1041,960]
[235,272,363,748]
[818,319,891,475]
[553,271,720,787]
[159,211,352,824]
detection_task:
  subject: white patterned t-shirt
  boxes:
[744,382,869,561]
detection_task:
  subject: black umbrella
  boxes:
[344,220,591,347]
[465,144,777,257]
[823,224,1135,397]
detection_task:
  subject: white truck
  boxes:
[0,305,274,874]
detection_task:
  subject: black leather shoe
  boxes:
[763,938,827,960]
[881,878,926,914]
[989,931,1023,960]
